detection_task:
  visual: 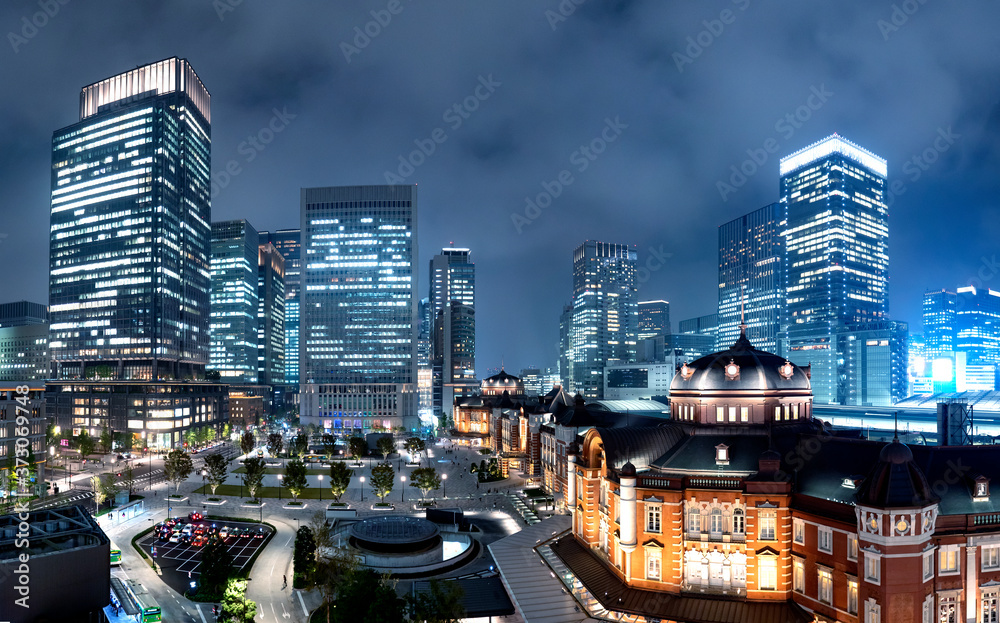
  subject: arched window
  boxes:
[688,506,701,533]
[732,508,745,535]
[710,508,723,536]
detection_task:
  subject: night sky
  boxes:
[1,1,999,375]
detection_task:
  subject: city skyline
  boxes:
[1,3,998,373]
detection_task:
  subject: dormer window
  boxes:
[724,360,740,381]
[716,443,730,465]
[975,476,990,501]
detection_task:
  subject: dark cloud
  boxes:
[0,0,998,374]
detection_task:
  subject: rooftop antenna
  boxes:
[740,285,747,334]
[893,410,899,442]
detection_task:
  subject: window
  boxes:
[865,552,880,584]
[728,406,736,422]
[793,519,805,545]
[792,403,799,419]
[759,556,777,590]
[922,595,933,623]
[646,551,661,581]
[741,406,749,422]
[985,592,1000,623]
[792,559,804,593]
[866,599,881,623]
[939,546,959,574]
[984,545,1000,570]
[848,533,858,561]
[922,550,934,581]
[939,594,959,623]
[688,506,701,533]
[646,505,661,533]
[818,527,832,554]
[759,511,776,540]
[710,509,723,536]
[817,567,833,604]
[716,406,724,422]
[847,578,859,615]
[732,508,745,535]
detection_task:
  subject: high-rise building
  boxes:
[0,301,48,328]
[955,286,1000,365]
[210,220,260,383]
[260,230,301,385]
[779,135,889,403]
[567,241,638,398]
[299,185,419,432]
[49,57,211,380]
[257,243,285,385]
[417,297,433,416]
[637,300,671,341]
[838,320,909,406]
[0,301,50,381]
[678,314,718,339]
[558,304,574,389]
[429,248,476,416]
[718,203,785,351]
[923,289,957,360]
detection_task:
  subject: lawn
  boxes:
[193,483,350,501]
[231,466,331,475]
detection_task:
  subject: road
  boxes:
[245,516,317,623]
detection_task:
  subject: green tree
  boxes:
[370,462,394,502]
[407,578,466,623]
[284,459,308,501]
[99,425,114,454]
[348,436,366,462]
[328,461,353,502]
[330,569,405,623]
[77,431,95,461]
[164,449,194,493]
[309,510,332,562]
[195,426,209,448]
[204,453,231,495]
[45,423,58,448]
[185,428,197,450]
[293,525,316,588]
[205,369,222,382]
[199,535,235,597]
[240,432,256,457]
[322,433,337,458]
[292,432,309,458]
[218,579,256,623]
[376,436,395,461]
[404,437,425,462]
[90,474,107,508]
[222,423,231,441]
[241,456,266,501]
[120,462,136,497]
[266,433,283,457]
[114,431,134,452]
[315,548,359,623]
[409,467,441,500]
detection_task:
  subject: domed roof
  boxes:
[856,439,936,508]
[670,328,811,393]
[484,368,520,384]
[620,461,636,477]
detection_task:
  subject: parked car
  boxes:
[253,527,266,539]
[218,527,230,539]
[189,511,204,522]
[191,535,208,548]
[168,534,181,543]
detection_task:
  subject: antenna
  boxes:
[893,410,899,442]
[739,285,747,335]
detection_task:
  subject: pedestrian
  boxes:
[283,574,287,589]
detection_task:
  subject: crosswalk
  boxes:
[31,490,94,511]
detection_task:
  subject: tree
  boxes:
[195,426,209,448]
[376,436,395,461]
[200,535,235,597]
[348,436,366,462]
[185,428,197,450]
[330,569,405,623]
[115,431,134,452]
[284,459,308,501]
[240,432,255,457]
[266,433,283,458]
[328,461,353,502]
[404,437,425,462]
[90,474,107,508]
[370,462,394,502]
[322,433,337,458]
[99,425,113,454]
[204,453,231,495]
[120,462,136,497]
[309,510,332,562]
[407,578,466,623]
[315,548,359,623]
[222,423,231,441]
[242,457,266,501]
[205,369,222,382]
[218,579,256,623]
[45,423,58,448]
[293,526,316,588]
[164,449,194,493]
[77,431,95,461]
[292,432,309,458]
[409,467,441,500]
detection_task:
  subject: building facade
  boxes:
[210,220,260,383]
[429,248,476,417]
[260,229,301,386]
[603,362,675,400]
[0,302,48,328]
[0,383,47,498]
[638,300,671,341]
[257,243,285,385]
[839,320,909,406]
[49,57,211,381]
[0,324,50,381]
[718,203,785,352]
[923,289,957,361]
[299,185,419,432]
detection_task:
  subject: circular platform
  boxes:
[349,515,440,553]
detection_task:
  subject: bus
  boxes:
[109,540,122,566]
[124,580,162,622]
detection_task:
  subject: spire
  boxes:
[893,410,899,442]
[739,284,747,336]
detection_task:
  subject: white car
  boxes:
[168,534,181,543]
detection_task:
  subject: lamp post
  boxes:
[201,469,207,496]
[317,474,323,502]
[400,475,406,503]
[442,473,447,498]
[277,474,283,501]
[359,476,365,502]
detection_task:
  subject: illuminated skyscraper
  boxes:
[210,220,259,382]
[954,286,1000,365]
[568,241,638,398]
[260,229,301,385]
[717,203,785,351]
[300,185,418,432]
[637,300,670,341]
[257,243,285,385]
[49,58,211,380]
[429,248,475,416]
[779,135,889,404]
[922,289,957,360]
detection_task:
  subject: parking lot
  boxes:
[135,515,274,595]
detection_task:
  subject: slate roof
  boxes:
[671,329,811,393]
[411,576,514,618]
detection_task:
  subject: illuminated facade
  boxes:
[779,135,889,404]
[954,286,1000,365]
[257,243,285,385]
[300,185,418,432]
[49,57,212,381]
[923,289,957,361]
[638,300,671,341]
[0,303,50,381]
[0,383,47,497]
[260,229,301,385]
[567,241,638,399]
[429,248,476,417]
[210,220,259,382]
[718,203,785,352]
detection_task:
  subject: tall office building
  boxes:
[300,185,418,432]
[567,241,638,398]
[257,243,285,385]
[839,320,909,406]
[678,314,718,339]
[717,203,785,351]
[49,58,211,380]
[260,230,301,385]
[558,304,574,389]
[0,301,50,381]
[0,302,48,328]
[779,135,889,404]
[429,248,476,416]
[637,300,670,341]
[954,286,1000,365]
[417,297,433,417]
[923,289,957,360]
[210,220,259,382]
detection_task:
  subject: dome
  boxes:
[670,329,811,393]
[879,439,914,464]
[481,368,524,395]
[856,440,936,508]
[620,461,636,477]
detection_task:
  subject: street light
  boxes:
[359,476,365,502]
[201,469,207,495]
[317,474,323,502]
[442,473,447,498]
[400,475,406,503]
[277,474,283,500]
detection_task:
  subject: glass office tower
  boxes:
[429,248,476,417]
[922,289,957,361]
[637,300,670,341]
[779,135,889,404]
[568,241,638,398]
[261,229,301,385]
[717,203,786,352]
[257,243,285,385]
[300,185,418,432]
[49,58,211,380]
[210,220,259,382]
